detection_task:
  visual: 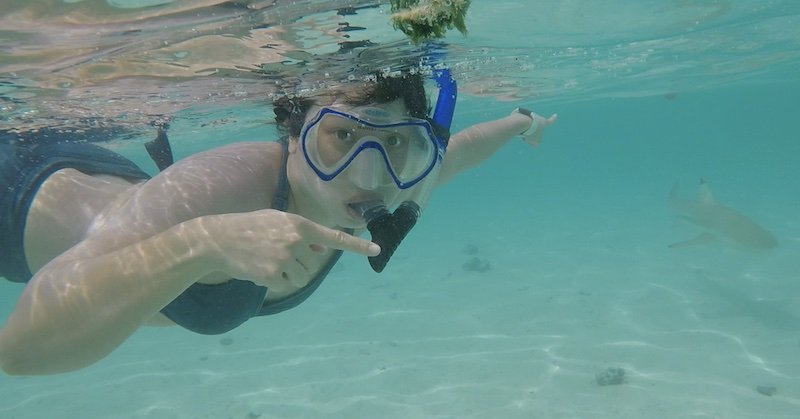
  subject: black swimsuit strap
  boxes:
[270,137,291,212]
[256,137,351,316]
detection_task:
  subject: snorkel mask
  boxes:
[299,68,457,272]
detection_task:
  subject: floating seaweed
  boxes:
[390,0,471,43]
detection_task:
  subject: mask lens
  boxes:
[301,107,440,188]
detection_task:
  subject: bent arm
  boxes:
[0,143,278,375]
[437,111,536,185]
[0,218,214,375]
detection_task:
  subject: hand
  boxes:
[199,209,380,292]
[520,112,557,147]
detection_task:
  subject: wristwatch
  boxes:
[513,107,538,136]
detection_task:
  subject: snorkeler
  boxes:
[0,71,556,375]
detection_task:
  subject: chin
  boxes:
[337,220,367,230]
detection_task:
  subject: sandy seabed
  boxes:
[2,200,798,419]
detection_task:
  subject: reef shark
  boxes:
[669,180,778,249]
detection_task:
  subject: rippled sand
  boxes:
[2,196,798,418]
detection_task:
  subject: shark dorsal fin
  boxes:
[698,179,715,204]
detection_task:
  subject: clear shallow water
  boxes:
[2,1,800,418]
[3,0,799,131]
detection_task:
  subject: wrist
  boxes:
[513,107,538,136]
[173,217,219,277]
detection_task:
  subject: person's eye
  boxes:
[385,134,404,147]
[333,129,353,142]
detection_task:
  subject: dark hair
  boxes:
[273,72,431,138]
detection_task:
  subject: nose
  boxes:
[347,148,391,190]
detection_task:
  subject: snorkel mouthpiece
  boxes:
[354,200,420,273]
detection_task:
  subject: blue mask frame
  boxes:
[300,69,458,190]
[300,107,445,189]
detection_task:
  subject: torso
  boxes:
[23,141,342,306]
[24,170,143,274]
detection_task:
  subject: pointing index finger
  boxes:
[313,224,381,256]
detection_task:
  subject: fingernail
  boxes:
[369,243,381,255]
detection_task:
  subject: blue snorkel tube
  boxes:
[431,68,458,143]
[364,67,457,273]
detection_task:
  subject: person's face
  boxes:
[288,100,418,229]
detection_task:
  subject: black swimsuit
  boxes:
[160,139,346,334]
[0,139,150,283]
[1,134,343,334]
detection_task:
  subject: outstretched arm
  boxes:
[437,108,557,185]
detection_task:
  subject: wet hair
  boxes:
[273,72,431,138]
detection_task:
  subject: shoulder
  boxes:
[180,141,283,169]
[123,141,285,221]
[73,140,286,258]
[166,141,283,184]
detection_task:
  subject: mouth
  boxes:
[345,197,385,221]
[346,203,364,221]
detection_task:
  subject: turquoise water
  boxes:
[2,1,800,418]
